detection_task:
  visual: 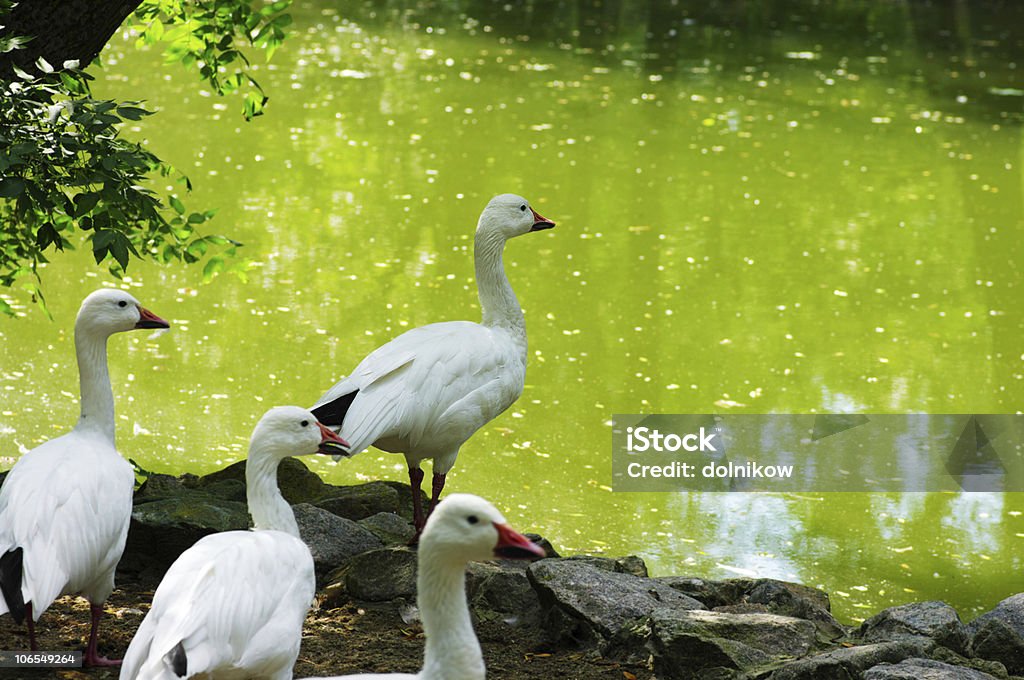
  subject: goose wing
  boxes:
[296,675,417,680]
[120,530,314,680]
[313,321,521,455]
[0,435,133,619]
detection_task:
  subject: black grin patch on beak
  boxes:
[530,221,555,232]
[318,440,350,456]
[494,544,543,560]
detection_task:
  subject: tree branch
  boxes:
[0,0,144,77]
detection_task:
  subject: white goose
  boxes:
[299,493,544,680]
[0,288,169,665]
[119,406,348,680]
[312,194,555,531]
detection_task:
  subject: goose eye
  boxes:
[300,420,309,427]
[467,515,479,525]
[519,205,527,212]
[118,300,128,308]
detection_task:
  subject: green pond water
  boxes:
[1,0,1023,622]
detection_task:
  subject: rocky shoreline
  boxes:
[2,460,1022,679]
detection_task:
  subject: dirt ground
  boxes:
[0,575,652,680]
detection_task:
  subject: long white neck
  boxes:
[475,228,525,339]
[72,322,116,443]
[417,550,484,680]
[245,451,299,537]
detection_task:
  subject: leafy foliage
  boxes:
[132,0,292,120]
[0,62,242,316]
[0,0,293,316]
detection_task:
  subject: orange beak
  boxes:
[316,421,350,454]
[135,306,170,329]
[493,522,546,559]
[529,207,555,232]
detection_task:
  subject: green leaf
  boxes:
[0,35,29,55]
[110,233,130,270]
[265,37,282,62]
[202,256,224,282]
[149,18,165,41]
[59,71,83,94]
[73,192,101,217]
[92,229,115,263]
[12,64,34,80]
[242,91,267,120]
[116,105,150,121]
[0,0,256,314]
[35,223,61,250]
[21,283,52,320]
[186,239,208,258]
[0,177,25,198]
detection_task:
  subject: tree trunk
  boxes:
[0,0,144,77]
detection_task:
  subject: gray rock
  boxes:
[200,478,247,502]
[315,482,404,520]
[771,639,937,680]
[133,473,188,503]
[746,579,831,614]
[609,607,821,679]
[128,493,250,533]
[324,546,418,604]
[657,576,749,609]
[193,457,327,505]
[968,594,1024,675]
[656,577,844,638]
[713,603,775,616]
[746,579,846,639]
[293,504,383,585]
[560,554,648,577]
[120,493,250,578]
[467,561,542,628]
[859,601,968,654]
[266,457,330,504]
[527,559,705,645]
[927,647,1012,678]
[970,618,1024,675]
[357,512,416,545]
[656,577,830,611]
[382,481,431,521]
[968,593,1024,637]
[524,534,560,558]
[135,473,246,504]
[864,658,998,679]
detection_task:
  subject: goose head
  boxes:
[75,288,170,336]
[476,193,555,241]
[420,493,545,563]
[249,406,349,460]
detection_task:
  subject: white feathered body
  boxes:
[314,321,526,473]
[120,529,315,680]
[307,671,415,675]
[0,429,134,617]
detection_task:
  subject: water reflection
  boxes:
[0,0,1021,621]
